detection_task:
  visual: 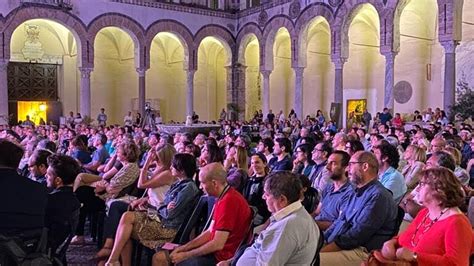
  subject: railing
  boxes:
[20,0,73,9]
[110,0,265,13]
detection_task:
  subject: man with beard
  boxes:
[320,151,398,266]
[315,151,353,230]
[268,137,292,172]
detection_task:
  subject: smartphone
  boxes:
[161,242,180,251]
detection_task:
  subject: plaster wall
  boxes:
[147,34,186,123]
[344,5,384,115]
[304,22,332,117]
[270,29,294,116]
[457,0,474,87]
[245,41,261,120]
[194,39,227,121]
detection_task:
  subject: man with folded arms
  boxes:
[320,151,398,265]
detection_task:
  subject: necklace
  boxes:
[410,208,449,247]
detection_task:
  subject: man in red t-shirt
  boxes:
[152,162,251,266]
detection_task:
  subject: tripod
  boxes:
[141,109,156,130]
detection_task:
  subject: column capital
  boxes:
[261,70,272,78]
[136,67,148,77]
[292,67,305,76]
[79,67,93,78]
[382,52,398,63]
[331,57,346,69]
[440,40,459,53]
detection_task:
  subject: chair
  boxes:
[230,206,258,266]
[0,228,52,265]
[393,206,406,237]
[311,226,325,266]
[51,208,80,265]
[302,187,319,214]
[133,193,208,265]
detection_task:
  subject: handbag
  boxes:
[362,250,417,266]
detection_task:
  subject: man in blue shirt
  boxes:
[372,140,407,203]
[320,151,398,265]
[379,108,392,125]
[315,150,353,231]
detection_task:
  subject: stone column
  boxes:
[293,67,304,119]
[226,64,246,121]
[383,52,397,112]
[0,59,8,125]
[261,70,271,117]
[137,68,147,116]
[441,40,458,113]
[332,57,346,128]
[79,67,93,119]
[186,69,196,117]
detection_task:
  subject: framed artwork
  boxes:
[346,99,367,128]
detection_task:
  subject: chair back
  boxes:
[393,206,405,237]
[0,228,52,265]
[311,226,325,266]
[302,187,319,214]
[173,193,208,244]
[53,208,80,263]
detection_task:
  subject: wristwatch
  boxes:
[412,252,418,261]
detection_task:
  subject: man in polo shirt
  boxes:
[236,171,319,265]
[153,163,251,266]
[268,137,292,172]
[315,150,353,230]
[320,151,398,265]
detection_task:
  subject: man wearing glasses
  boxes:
[320,151,398,265]
[308,141,332,192]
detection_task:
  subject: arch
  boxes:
[332,0,385,58]
[296,4,333,67]
[262,15,295,70]
[194,24,235,66]
[236,23,263,64]
[146,20,194,70]
[2,5,87,66]
[88,13,146,68]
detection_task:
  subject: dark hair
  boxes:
[265,171,302,204]
[275,137,292,154]
[317,141,333,158]
[47,154,81,185]
[252,152,268,164]
[172,153,197,179]
[97,133,107,145]
[185,143,201,158]
[419,168,464,208]
[0,139,24,168]
[260,137,274,153]
[332,150,350,167]
[431,151,456,171]
[347,140,364,154]
[37,139,57,153]
[117,142,140,163]
[205,144,224,163]
[296,143,314,161]
[149,132,161,141]
[31,149,53,167]
[374,140,400,169]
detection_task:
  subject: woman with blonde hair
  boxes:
[401,145,426,189]
[96,144,176,260]
[379,167,472,265]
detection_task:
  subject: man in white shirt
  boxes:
[123,111,133,127]
[235,171,320,265]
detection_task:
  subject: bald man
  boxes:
[153,163,252,266]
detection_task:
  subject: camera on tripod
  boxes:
[145,102,153,112]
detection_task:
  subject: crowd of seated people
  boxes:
[0,105,473,265]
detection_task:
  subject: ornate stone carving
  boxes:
[329,0,343,8]
[289,0,301,19]
[258,10,268,27]
[393,81,413,104]
[226,23,235,32]
[22,24,44,61]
